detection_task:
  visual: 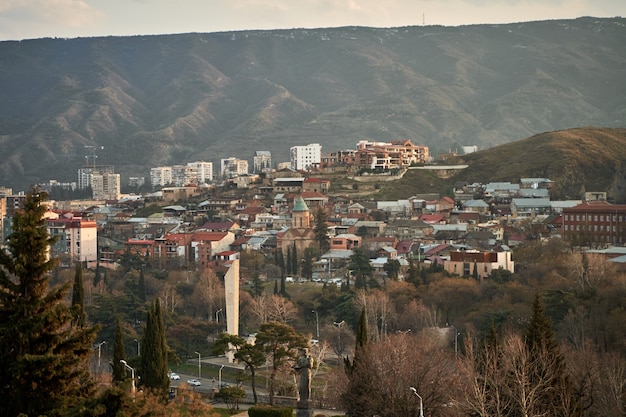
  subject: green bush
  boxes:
[247,404,293,417]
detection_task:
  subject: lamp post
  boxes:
[194,351,202,378]
[333,320,345,356]
[96,341,107,371]
[134,338,140,356]
[312,310,319,341]
[216,308,223,323]
[409,386,424,417]
[218,364,225,389]
[121,360,136,396]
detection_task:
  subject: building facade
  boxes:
[290,143,322,171]
[253,151,272,172]
[150,166,173,187]
[561,202,626,245]
[188,161,213,183]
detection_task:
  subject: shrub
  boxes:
[247,404,293,417]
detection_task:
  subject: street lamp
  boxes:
[409,386,424,417]
[194,351,202,378]
[216,308,223,323]
[333,320,345,356]
[96,341,107,371]
[312,309,319,341]
[121,360,136,396]
[218,364,225,389]
[134,338,140,356]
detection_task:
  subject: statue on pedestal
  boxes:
[293,347,313,407]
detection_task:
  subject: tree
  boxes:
[215,386,247,412]
[251,271,264,297]
[524,294,581,416]
[112,316,127,384]
[0,188,98,416]
[71,262,86,328]
[301,247,315,281]
[213,333,266,403]
[314,207,330,254]
[383,258,401,281]
[350,248,373,289]
[141,301,169,396]
[254,321,308,405]
[137,268,147,302]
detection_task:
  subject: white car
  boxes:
[169,372,180,380]
[187,379,201,386]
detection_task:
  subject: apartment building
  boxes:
[290,143,322,171]
[188,161,213,183]
[221,157,249,178]
[47,216,98,263]
[561,202,626,245]
[444,249,514,280]
[150,166,173,187]
[91,172,121,200]
[253,151,272,172]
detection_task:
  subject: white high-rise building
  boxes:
[221,157,249,178]
[253,151,272,172]
[150,166,173,187]
[290,143,322,171]
[187,161,213,183]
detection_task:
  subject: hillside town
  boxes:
[3,138,626,284]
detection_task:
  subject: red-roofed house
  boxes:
[192,231,236,269]
[303,178,330,194]
[419,214,446,224]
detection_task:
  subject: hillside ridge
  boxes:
[0,17,625,188]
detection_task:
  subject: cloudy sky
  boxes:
[0,0,623,41]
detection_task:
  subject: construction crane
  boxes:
[84,145,104,170]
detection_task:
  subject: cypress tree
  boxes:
[112,317,127,384]
[71,262,86,328]
[137,268,146,302]
[280,275,288,298]
[273,280,279,295]
[314,207,330,253]
[0,188,98,416]
[93,261,101,287]
[291,242,298,276]
[286,247,292,276]
[141,301,169,396]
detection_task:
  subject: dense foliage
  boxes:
[0,189,98,416]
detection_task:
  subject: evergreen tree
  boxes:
[137,268,146,302]
[472,261,479,280]
[280,275,288,298]
[71,262,86,328]
[314,207,330,254]
[141,301,169,396]
[291,242,298,276]
[286,246,292,276]
[93,260,101,287]
[0,189,98,416]
[251,271,264,297]
[112,317,127,384]
[350,248,373,289]
[273,280,279,295]
[525,294,581,415]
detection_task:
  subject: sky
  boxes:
[0,0,623,41]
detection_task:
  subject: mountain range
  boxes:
[0,17,625,189]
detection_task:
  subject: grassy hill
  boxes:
[374,127,626,201]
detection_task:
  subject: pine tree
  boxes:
[141,301,169,396]
[0,188,98,416]
[71,262,86,328]
[112,317,127,384]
